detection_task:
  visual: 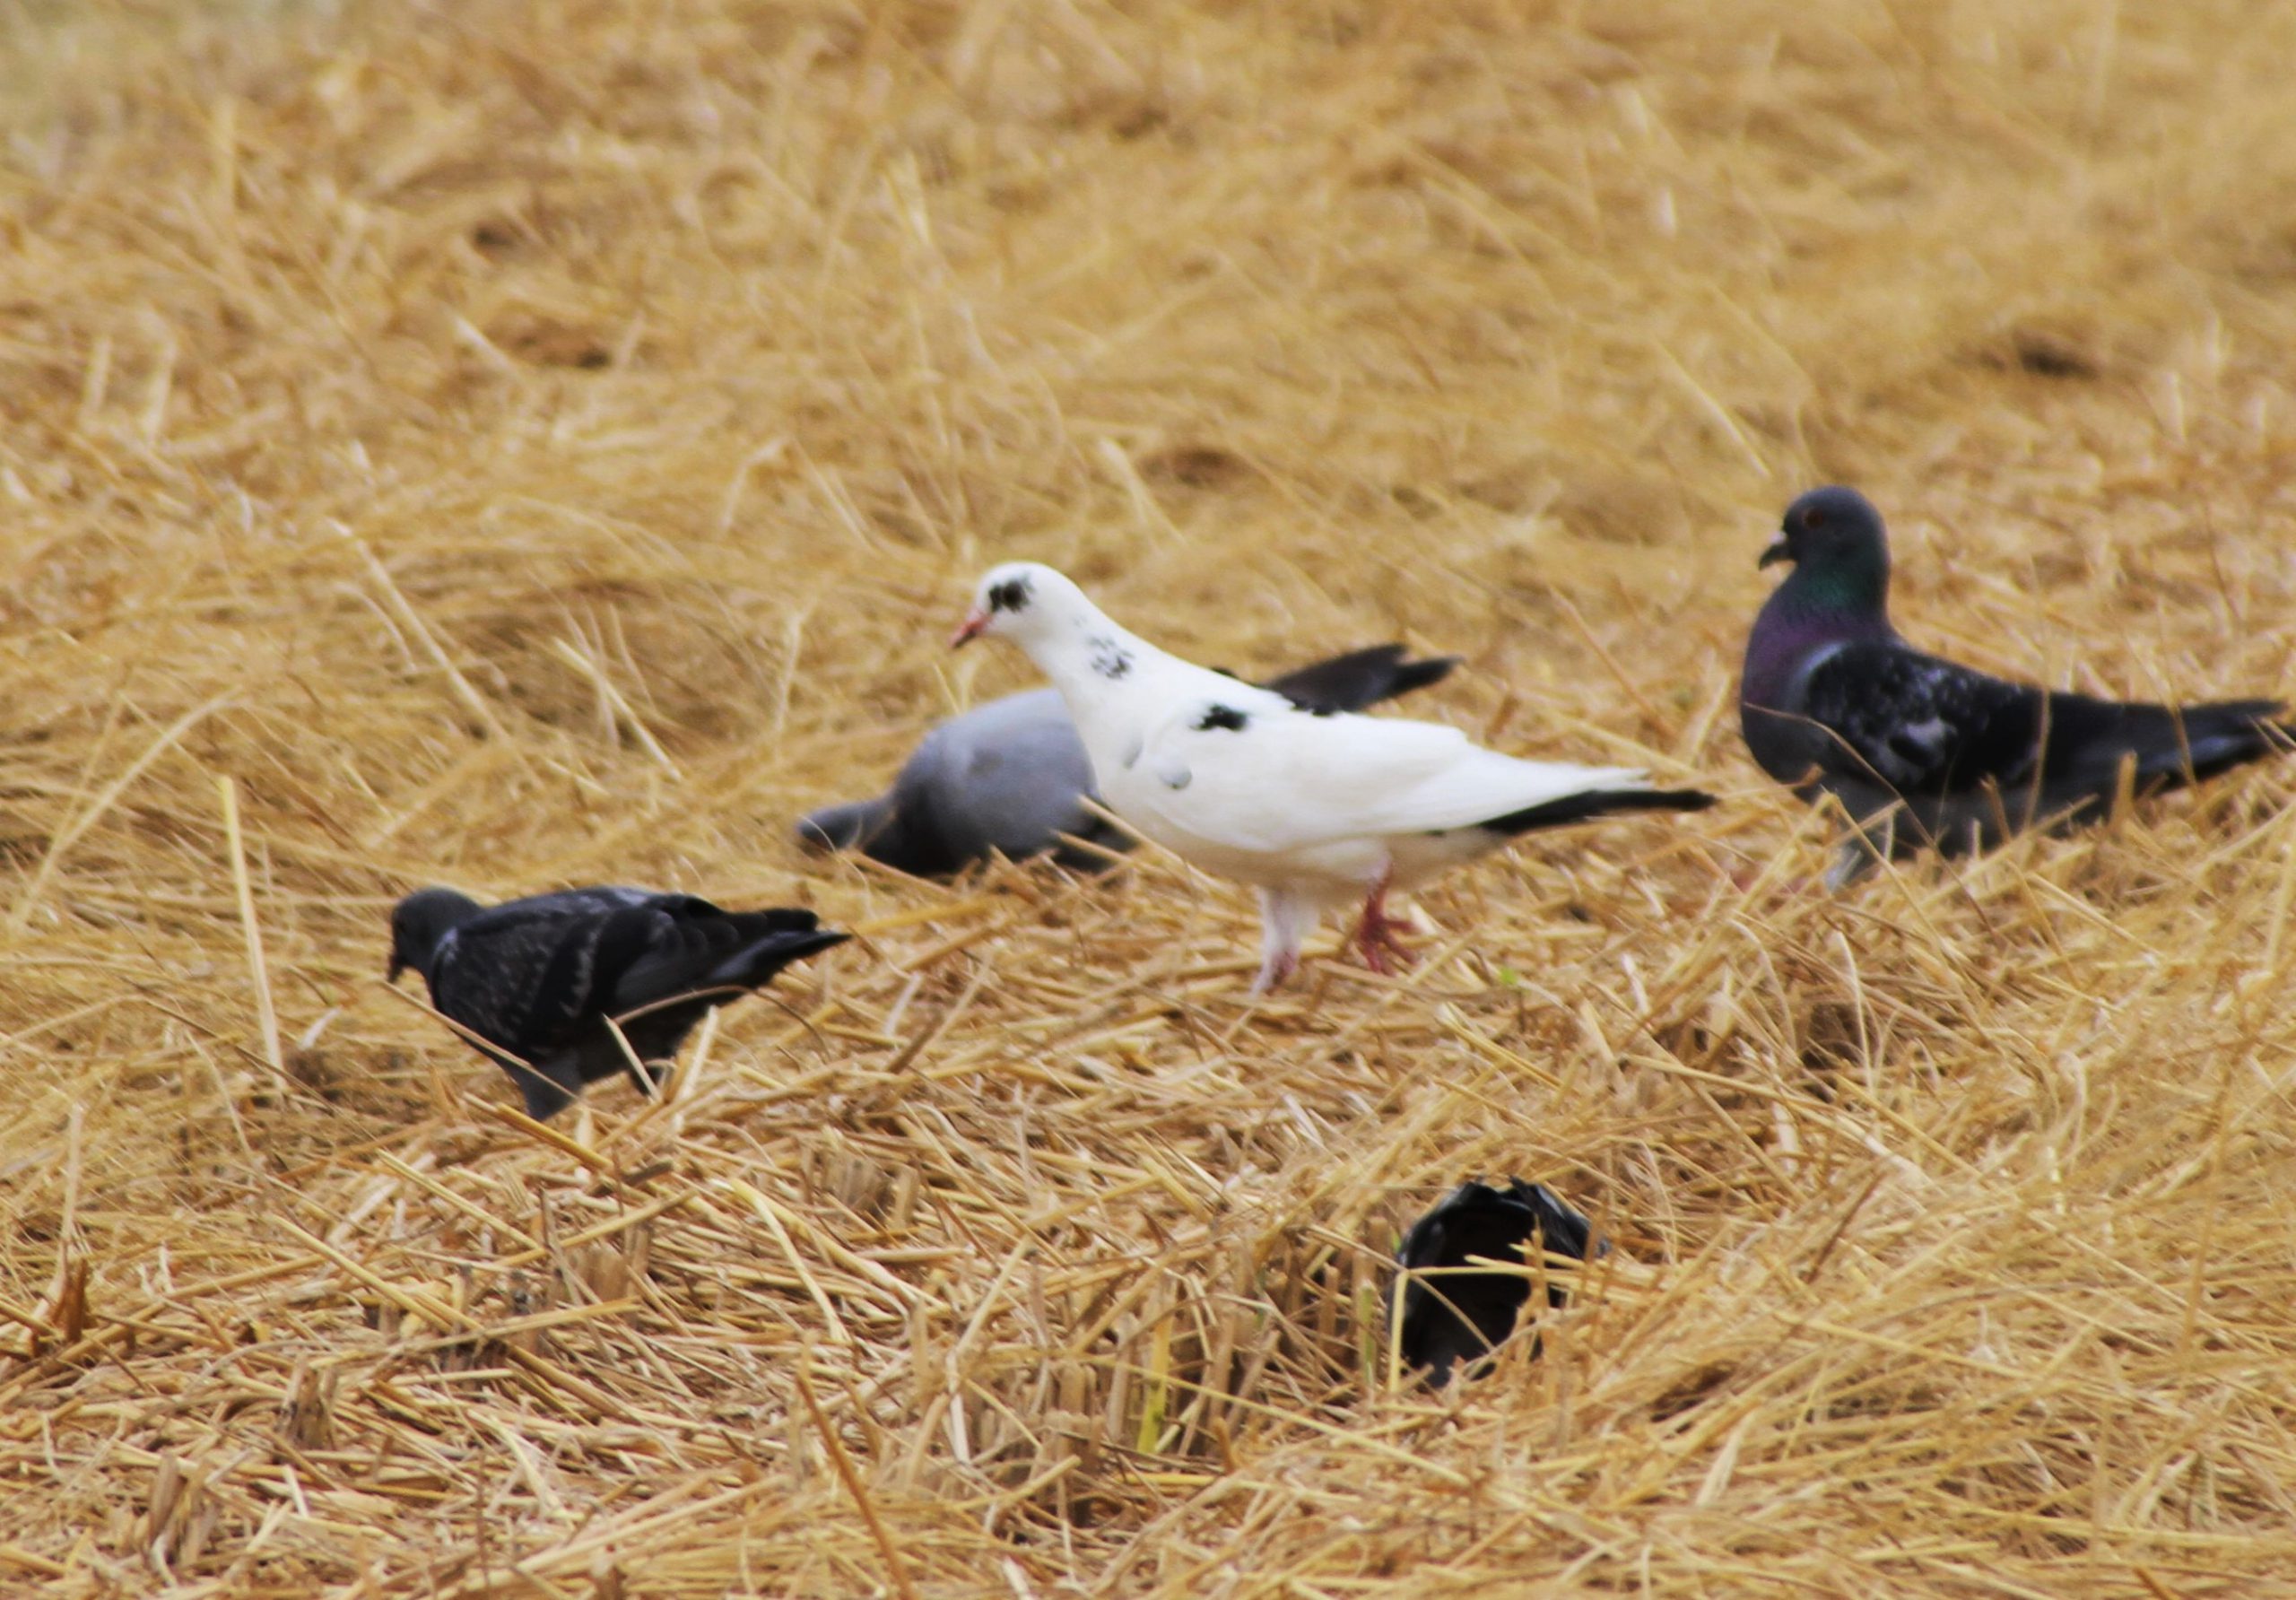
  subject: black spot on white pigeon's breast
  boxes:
[1192,703,1249,732]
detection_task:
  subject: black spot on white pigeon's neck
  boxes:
[1086,632,1135,682]
[1017,605,1158,700]
[1004,609,1169,782]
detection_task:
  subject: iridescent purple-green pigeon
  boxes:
[1740,486,2289,884]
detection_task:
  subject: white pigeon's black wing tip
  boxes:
[1482,786,1717,837]
[1257,645,1464,715]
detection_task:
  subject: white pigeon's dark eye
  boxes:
[987,577,1032,613]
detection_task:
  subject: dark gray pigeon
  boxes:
[1742,486,2290,885]
[1392,1179,1600,1386]
[387,886,848,1119]
[799,644,1461,878]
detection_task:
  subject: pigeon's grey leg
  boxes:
[1251,887,1318,994]
[571,1029,657,1101]
[513,1054,585,1121]
[1823,825,1887,891]
[623,1056,666,1100]
[1350,868,1415,974]
[1819,802,1897,892]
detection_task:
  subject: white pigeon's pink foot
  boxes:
[1352,878,1416,974]
[1251,886,1318,995]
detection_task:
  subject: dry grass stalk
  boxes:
[3,0,2296,1596]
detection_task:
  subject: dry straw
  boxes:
[4,0,2296,1594]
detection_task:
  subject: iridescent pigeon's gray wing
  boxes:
[1759,639,2287,869]
[910,689,1114,872]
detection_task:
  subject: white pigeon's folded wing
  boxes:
[1123,697,1651,856]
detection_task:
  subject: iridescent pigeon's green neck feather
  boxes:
[1742,536,1896,712]
[1784,539,1890,617]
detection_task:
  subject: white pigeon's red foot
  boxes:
[1249,950,1298,996]
[1352,876,1417,974]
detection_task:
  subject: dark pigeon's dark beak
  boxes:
[386,954,406,984]
[1758,534,1792,569]
[950,607,988,648]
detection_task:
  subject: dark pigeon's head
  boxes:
[1761,486,1890,573]
[1393,1178,1601,1385]
[796,797,890,855]
[387,887,485,983]
[1759,487,1893,617]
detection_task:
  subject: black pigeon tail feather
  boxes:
[1483,786,1716,837]
[1394,1180,1602,1386]
[2111,697,2289,786]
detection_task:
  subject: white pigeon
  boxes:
[952,562,1716,991]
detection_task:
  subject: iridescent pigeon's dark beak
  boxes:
[1758,534,1792,569]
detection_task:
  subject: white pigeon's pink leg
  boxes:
[1252,887,1318,994]
[1352,870,1416,974]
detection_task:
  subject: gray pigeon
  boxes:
[1741,486,2289,884]
[387,886,847,1118]
[799,644,1462,878]
[1393,1179,1600,1386]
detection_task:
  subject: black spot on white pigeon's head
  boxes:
[986,571,1035,617]
[952,561,1106,657]
[388,887,485,982]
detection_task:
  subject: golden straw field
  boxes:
[8,0,2296,1592]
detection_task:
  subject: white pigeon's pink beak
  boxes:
[950,607,989,648]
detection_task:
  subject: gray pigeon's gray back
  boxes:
[915,688,1102,865]
[796,690,1103,876]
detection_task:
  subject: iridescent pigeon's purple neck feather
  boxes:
[1742,566,1899,709]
